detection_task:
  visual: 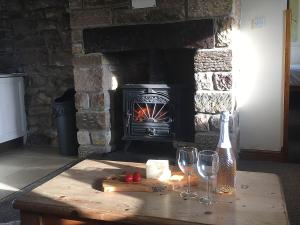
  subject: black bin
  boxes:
[53,89,78,156]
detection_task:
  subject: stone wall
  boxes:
[69,0,240,157]
[194,49,235,149]
[0,0,18,72]
[0,0,74,145]
[193,17,239,151]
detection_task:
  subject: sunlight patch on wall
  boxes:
[112,76,118,90]
[232,28,259,109]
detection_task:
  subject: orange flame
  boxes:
[134,107,150,122]
[134,105,168,122]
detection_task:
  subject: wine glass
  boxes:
[177,146,198,198]
[197,150,219,204]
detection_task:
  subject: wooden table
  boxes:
[14,160,290,225]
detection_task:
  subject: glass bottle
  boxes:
[216,111,236,194]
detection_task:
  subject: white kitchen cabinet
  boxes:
[0,75,27,143]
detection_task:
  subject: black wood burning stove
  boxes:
[121,49,194,145]
[123,84,176,141]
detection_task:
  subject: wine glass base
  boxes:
[180,191,198,199]
[199,196,213,205]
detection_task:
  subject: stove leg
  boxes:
[123,141,132,153]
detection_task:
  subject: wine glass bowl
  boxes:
[197,150,219,204]
[177,146,198,198]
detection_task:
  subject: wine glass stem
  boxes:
[187,174,191,194]
[207,177,211,201]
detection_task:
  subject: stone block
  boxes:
[0,29,13,39]
[77,130,91,144]
[214,17,232,48]
[12,19,36,35]
[15,35,45,50]
[90,92,108,110]
[212,72,232,91]
[70,8,112,29]
[0,11,10,19]
[195,92,233,113]
[72,43,84,54]
[0,39,13,52]
[28,106,51,116]
[101,66,113,91]
[209,114,220,131]
[188,0,233,18]
[16,50,49,66]
[4,0,22,12]
[112,7,185,25]
[37,20,57,31]
[32,128,58,146]
[157,0,185,8]
[83,0,130,9]
[69,0,83,9]
[49,52,73,66]
[29,92,52,106]
[196,129,239,155]
[71,29,83,43]
[46,29,66,48]
[209,113,234,132]
[44,8,65,19]
[75,92,90,109]
[194,131,219,150]
[74,66,103,92]
[23,65,73,79]
[24,10,45,20]
[78,145,109,158]
[91,130,111,145]
[194,49,232,72]
[76,111,110,129]
[195,72,213,91]
[28,132,53,145]
[27,75,48,88]
[25,0,66,10]
[73,54,102,66]
[0,18,11,29]
[0,53,16,71]
[195,113,210,132]
[28,114,51,127]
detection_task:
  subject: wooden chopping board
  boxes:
[102,171,199,192]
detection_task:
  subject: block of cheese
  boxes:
[146,160,171,181]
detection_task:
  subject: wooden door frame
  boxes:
[282,9,292,161]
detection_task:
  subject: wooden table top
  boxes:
[14,160,289,225]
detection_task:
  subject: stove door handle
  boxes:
[146,128,156,136]
[126,112,131,128]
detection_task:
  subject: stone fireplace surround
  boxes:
[69,0,240,157]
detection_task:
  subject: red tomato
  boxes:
[125,173,133,183]
[133,171,141,182]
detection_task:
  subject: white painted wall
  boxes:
[291,0,300,64]
[235,0,286,151]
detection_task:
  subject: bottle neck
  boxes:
[217,120,232,149]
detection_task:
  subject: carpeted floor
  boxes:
[1,157,299,225]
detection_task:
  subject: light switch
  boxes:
[251,16,266,29]
[132,0,156,9]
